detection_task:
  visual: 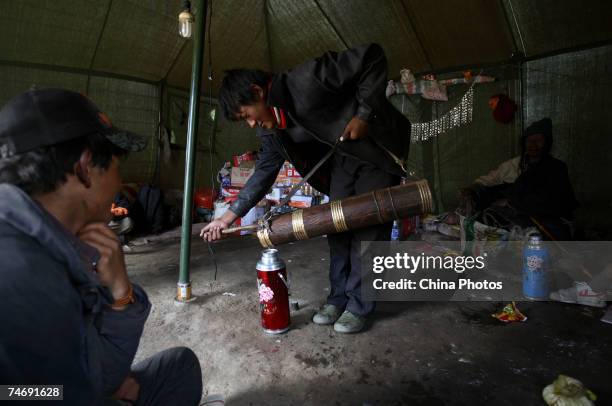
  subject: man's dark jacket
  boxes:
[0,184,151,405]
[230,43,411,217]
[508,118,577,220]
[511,119,578,220]
[509,156,578,220]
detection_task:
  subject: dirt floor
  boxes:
[125,232,612,406]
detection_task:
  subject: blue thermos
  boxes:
[522,234,550,300]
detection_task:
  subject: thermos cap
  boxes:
[257,249,285,272]
[262,248,278,259]
[528,233,542,244]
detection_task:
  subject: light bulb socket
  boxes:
[179,10,194,22]
[179,0,194,24]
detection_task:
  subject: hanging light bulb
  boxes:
[178,1,194,38]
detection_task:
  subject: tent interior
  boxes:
[2,0,611,235]
[1,0,611,404]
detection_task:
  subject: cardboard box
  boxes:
[239,160,256,169]
[232,151,256,167]
[275,161,302,185]
[265,186,285,203]
[285,167,301,177]
[231,166,255,187]
[288,195,313,209]
[221,186,242,198]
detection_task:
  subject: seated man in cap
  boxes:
[0,89,202,405]
[457,118,578,239]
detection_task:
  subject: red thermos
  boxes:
[256,249,290,334]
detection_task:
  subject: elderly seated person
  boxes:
[458,118,578,240]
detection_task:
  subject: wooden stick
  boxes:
[221,224,259,234]
[530,216,593,279]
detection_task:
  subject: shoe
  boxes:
[550,281,606,308]
[200,394,224,405]
[312,304,342,325]
[333,310,366,333]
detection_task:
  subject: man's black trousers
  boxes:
[326,153,400,316]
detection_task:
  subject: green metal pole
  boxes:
[177,0,208,302]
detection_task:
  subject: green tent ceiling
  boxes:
[1,0,611,94]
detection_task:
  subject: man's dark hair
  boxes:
[0,133,126,195]
[218,69,270,121]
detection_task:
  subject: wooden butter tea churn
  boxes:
[224,179,433,247]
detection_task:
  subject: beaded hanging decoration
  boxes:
[410,85,474,143]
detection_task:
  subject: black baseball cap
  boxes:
[0,88,147,158]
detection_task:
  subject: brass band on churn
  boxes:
[415,179,433,213]
[257,228,273,248]
[330,200,349,232]
[291,210,309,240]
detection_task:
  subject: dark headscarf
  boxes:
[520,118,553,171]
[521,117,553,155]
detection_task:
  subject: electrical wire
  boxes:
[205,0,218,281]
[506,0,527,58]
[207,236,218,281]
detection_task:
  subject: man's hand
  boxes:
[200,219,229,242]
[458,187,473,199]
[201,210,239,242]
[200,207,243,242]
[77,222,130,300]
[458,187,475,216]
[112,375,140,403]
[340,117,369,142]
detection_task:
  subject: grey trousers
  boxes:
[127,347,202,406]
[326,154,400,316]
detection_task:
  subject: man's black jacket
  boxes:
[230,43,411,217]
[0,184,151,404]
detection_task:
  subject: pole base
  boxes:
[175,282,197,304]
[174,296,198,305]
